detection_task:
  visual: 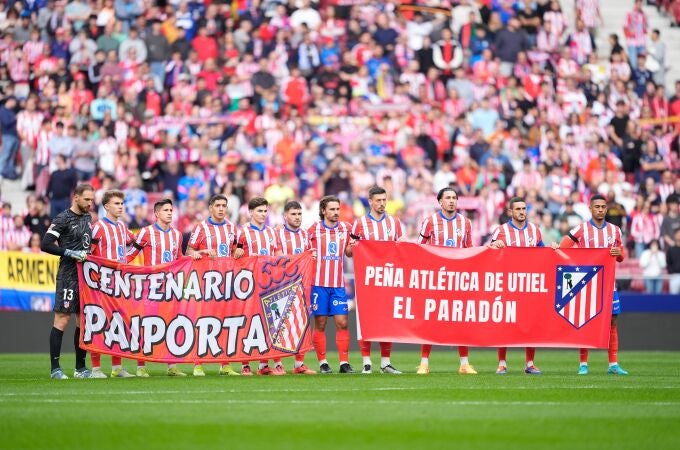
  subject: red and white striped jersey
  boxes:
[35,129,52,166]
[2,224,30,250]
[418,212,472,248]
[308,221,352,288]
[0,215,14,250]
[276,226,310,255]
[351,214,404,242]
[16,111,44,148]
[492,222,545,247]
[629,212,661,244]
[133,223,183,265]
[239,223,279,256]
[568,220,623,249]
[188,218,239,257]
[91,217,136,263]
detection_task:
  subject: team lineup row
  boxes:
[41,184,629,379]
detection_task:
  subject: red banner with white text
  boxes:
[78,253,314,363]
[353,242,616,348]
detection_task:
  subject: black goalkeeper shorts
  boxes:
[53,278,81,314]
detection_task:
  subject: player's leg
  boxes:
[458,346,477,374]
[256,358,273,375]
[271,359,286,375]
[578,348,589,374]
[111,355,135,378]
[418,344,432,374]
[311,286,332,373]
[71,313,90,378]
[136,359,150,377]
[50,312,70,379]
[496,347,508,374]
[524,347,541,374]
[166,363,187,376]
[379,342,401,373]
[330,288,354,373]
[359,339,372,373]
[607,296,628,375]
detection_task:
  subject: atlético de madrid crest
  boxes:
[260,277,309,353]
[555,265,604,329]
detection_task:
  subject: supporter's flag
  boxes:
[555,265,604,329]
[261,277,309,353]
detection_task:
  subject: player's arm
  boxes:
[489,226,505,248]
[232,228,245,259]
[536,227,545,247]
[345,221,361,257]
[41,217,86,261]
[612,228,625,262]
[417,218,432,245]
[187,225,209,258]
[464,219,473,248]
[126,227,146,263]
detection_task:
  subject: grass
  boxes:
[0,350,679,450]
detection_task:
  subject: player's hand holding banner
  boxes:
[353,242,616,348]
[78,253,314,363]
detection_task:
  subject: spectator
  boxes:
[639,239,667,293]
[46,154,77,217]
[23,196,51,236]
[667,228,680,294]
[494,18,529,77]
[0,96,19,180]
[624,0,648,69]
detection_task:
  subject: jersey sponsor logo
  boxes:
[555,265,604,329]
[82,234,91,249]
[162,250,172,263]
[259,248,269,255]
[327,242,338,255]
[117,245,125,259]
[294,248,303,254]
[445,238,455,247]
[218,243,229,256]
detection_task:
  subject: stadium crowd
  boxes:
[0,0,679,292]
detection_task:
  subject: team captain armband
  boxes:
[567,233,578,243]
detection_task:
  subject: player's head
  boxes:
[248,196,268,226]
[508,197,527,223]
[319,195,340,223]
[208,194,228,222]
[368,185,387,216]
[283,200,303,229]
[154,198,173,225]
[72,183,95,214]
[437,187,458,215]
[102,190,125,220]
[589,194,608,221]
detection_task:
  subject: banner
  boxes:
[353,242,616,348]
[0,251,58,311]
[78,253,315,363]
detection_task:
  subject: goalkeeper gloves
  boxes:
[64,249,87,262]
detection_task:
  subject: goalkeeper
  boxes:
[41,184,95,380]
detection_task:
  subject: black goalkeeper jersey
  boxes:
[46,209,93,280]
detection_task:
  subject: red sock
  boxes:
[273,358,282,365]
[580,348,589,364]
[312,329,326,361]
[458,346,469,358]
[608,324,618,364]
[497,347,507,362]
[379,342,392,358]
[421,344,432,358]
[259,359,268,365]
[91,352,100,368]
[295,352,305,363]
[111,356,121,366]
[525,347,536,364]
[359,339,371,357]
[336,329,350,362]
[137,360,145,367]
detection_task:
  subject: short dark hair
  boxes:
[208,194,228,206]
[284,200,302,212]
[437,187,457,201]
[154,198,173,213]
[102,189,124,205]
[590,194,607,204]
[508,197,526,209]
[248,196,268,210]
[368,185,386,198]
[319,195,340,219]
[74,184,94,196]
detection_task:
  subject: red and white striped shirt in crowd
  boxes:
[132,223,183,265]
[351,213,404,242]
[91,217,136,263]
[629,212,661,245]
[0,214,15,251]
[188,218,239,257]
[569,220,624,249]
[576,0,601,28]
[3,225,31,250]
[624,7,647,47]
[308,221,351,288]
[492,222,545,247]
[276,226,310,255]
[657,183,675,203]
[16,111,44,149]
[239,223,279,256]
[543,10,567,37]
[22,40,45,65]
[34,128,52,167]
[418,211,472,248]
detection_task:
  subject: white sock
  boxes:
[580,362,588,367]
[168,364,176,369]
[275,362,284,368]
[499,359,507,367]
[137,364,145,369]
[294,361,304,369]
[362,356,371,365]
[609,362,617,367]
[112,365,121,371]
[319,359,328,366]
[526,360,534,367]
[381,357,390,367]
[92,366,100,371]
[258,363,268,370]
[420,357,429,365]
[460,357,469,366]
[339,360,348,365]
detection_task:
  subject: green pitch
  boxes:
[1,350,679,450]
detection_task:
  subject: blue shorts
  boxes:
[311,286,348,316]
[612,291,621,316]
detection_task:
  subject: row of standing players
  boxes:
[42,184,629,379]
